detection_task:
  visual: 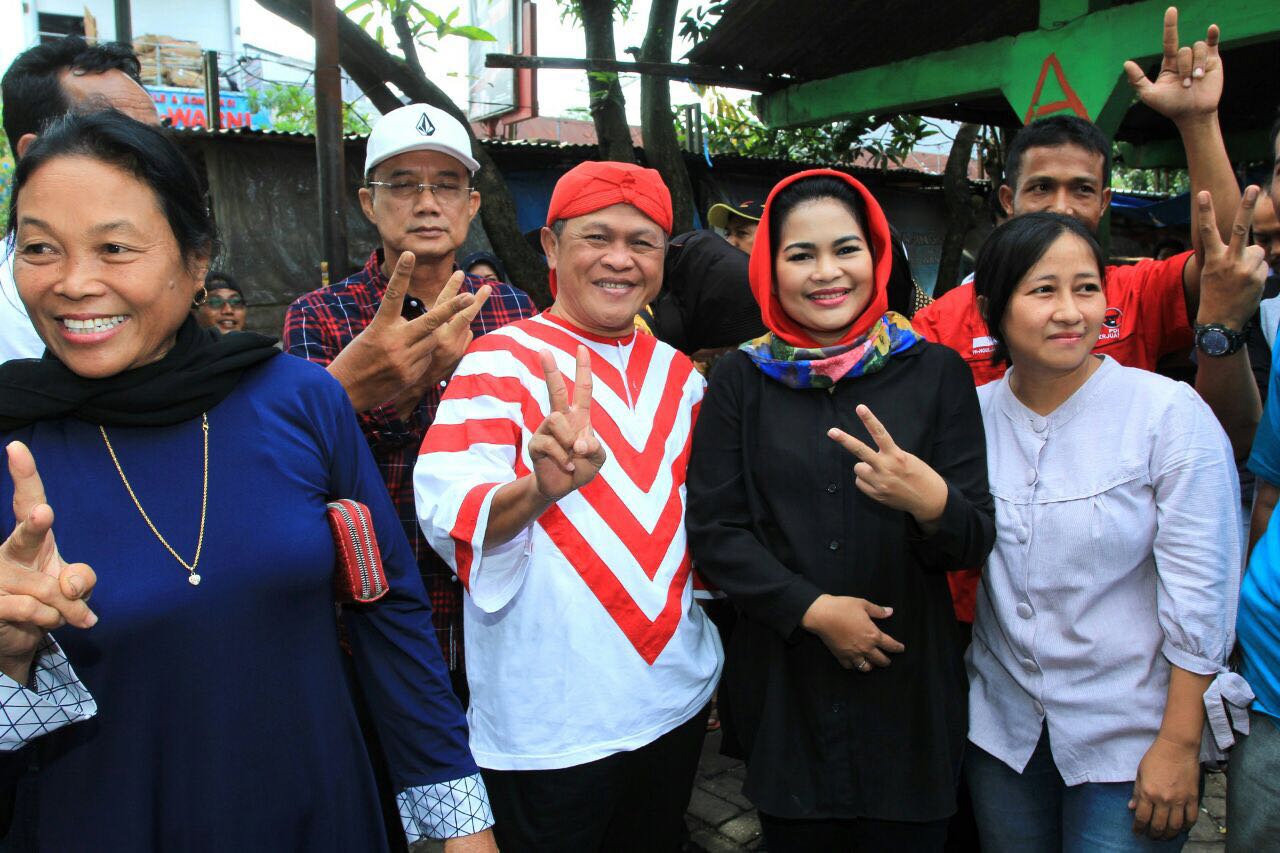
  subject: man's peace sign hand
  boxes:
[827,405,948,528]
[528,346,607,501]
[328,253,487,413]
[0,442,97,684]
[1195,186,1268,332]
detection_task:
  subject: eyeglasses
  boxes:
[206,296,245,309]
[366,181,473,204]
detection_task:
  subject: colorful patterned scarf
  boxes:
[740,312,924,389]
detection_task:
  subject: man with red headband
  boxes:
[415,161,723,851]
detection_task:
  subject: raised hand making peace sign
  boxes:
[328,252,492,414]
[528,346,607,501]
[0,442,97,684]
[827,404,949,529]
[1195,186,1269,333]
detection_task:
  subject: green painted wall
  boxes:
[756,0,1278,144]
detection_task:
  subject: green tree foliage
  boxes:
[341,0,495,51]
[0,107,13,234]
[676,91,935,170]
[246,4,494,142]
[1109,142,1188,194]
[247,83,374,135]
[677,2,729,45]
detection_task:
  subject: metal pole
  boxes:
[203,51,221,131]
[113,0,132,44]
[313,0,348,280]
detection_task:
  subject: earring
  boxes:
[193,285,209,308]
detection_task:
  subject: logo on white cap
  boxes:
[364,103,481,175]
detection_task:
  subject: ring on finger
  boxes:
[855,658,871,672]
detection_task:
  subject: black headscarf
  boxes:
[0,316,279,431]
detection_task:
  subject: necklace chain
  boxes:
[100,414,208,583]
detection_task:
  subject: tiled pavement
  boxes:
[416,733,1229,851]
[683,730,762,852]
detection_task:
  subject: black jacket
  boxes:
[643,231,765,353]
[687,341,994,821]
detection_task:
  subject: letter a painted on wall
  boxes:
[1024,53,1090,124]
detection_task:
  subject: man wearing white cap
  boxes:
[284,104,535,695]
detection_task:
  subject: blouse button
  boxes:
[1024,467,1037,486]
[1020,657,1038,673]
[1033,700,1045,716]
[826,483,839,494]
[828,540,841,551]
[1015,602,1034,620]
[450,574,459,583]
[1015,526,1029,543]
[1032,418,1047,433]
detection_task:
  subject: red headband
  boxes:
[748,169,893,348]
[545,161,673,297]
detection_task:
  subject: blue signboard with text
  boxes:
[146,86,272,131]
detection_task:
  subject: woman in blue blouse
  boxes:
[0,111,495,851]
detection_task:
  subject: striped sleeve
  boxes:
[415,339,538,613]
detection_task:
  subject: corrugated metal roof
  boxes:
[171,124,989,186]
[686,0,1037,81]
[688,0,1274,154]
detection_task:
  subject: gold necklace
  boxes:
[100,413,209,586]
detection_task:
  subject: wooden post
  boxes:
[203,50,221,131]
[312,0,348,281]
[113,0,132,44]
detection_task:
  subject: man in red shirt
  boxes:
[913,10,1256,623]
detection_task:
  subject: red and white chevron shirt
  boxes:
[415,312,723,770]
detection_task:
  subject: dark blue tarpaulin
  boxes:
[1110,192,1189,228]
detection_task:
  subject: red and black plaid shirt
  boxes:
[283,249,535,670]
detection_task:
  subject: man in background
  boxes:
[284,103,534,692]
[707,198,762,255]
[193,272,248,334]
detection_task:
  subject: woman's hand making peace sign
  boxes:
[828,404,949,530]
[0,442,97,684]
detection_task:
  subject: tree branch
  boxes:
[576,0,637,163]
[390,12,426,80]
[935,122,981,297]
[484,54,782,92]
[639,0,693,234]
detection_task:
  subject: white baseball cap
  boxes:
[363,103,480,175]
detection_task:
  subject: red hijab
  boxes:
[544,161,673,297]
[748,169,894,348]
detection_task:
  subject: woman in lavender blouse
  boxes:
[964,210,1251,852]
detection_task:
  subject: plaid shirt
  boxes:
[283,249,535,670]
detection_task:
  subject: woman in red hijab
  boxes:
[687,170,995,851]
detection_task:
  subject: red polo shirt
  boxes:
[913,251,1194,621]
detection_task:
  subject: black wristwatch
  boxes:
[1194,323,1251,357]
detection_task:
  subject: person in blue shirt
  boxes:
[0,110,497,851]
[1233,123,1280,851]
